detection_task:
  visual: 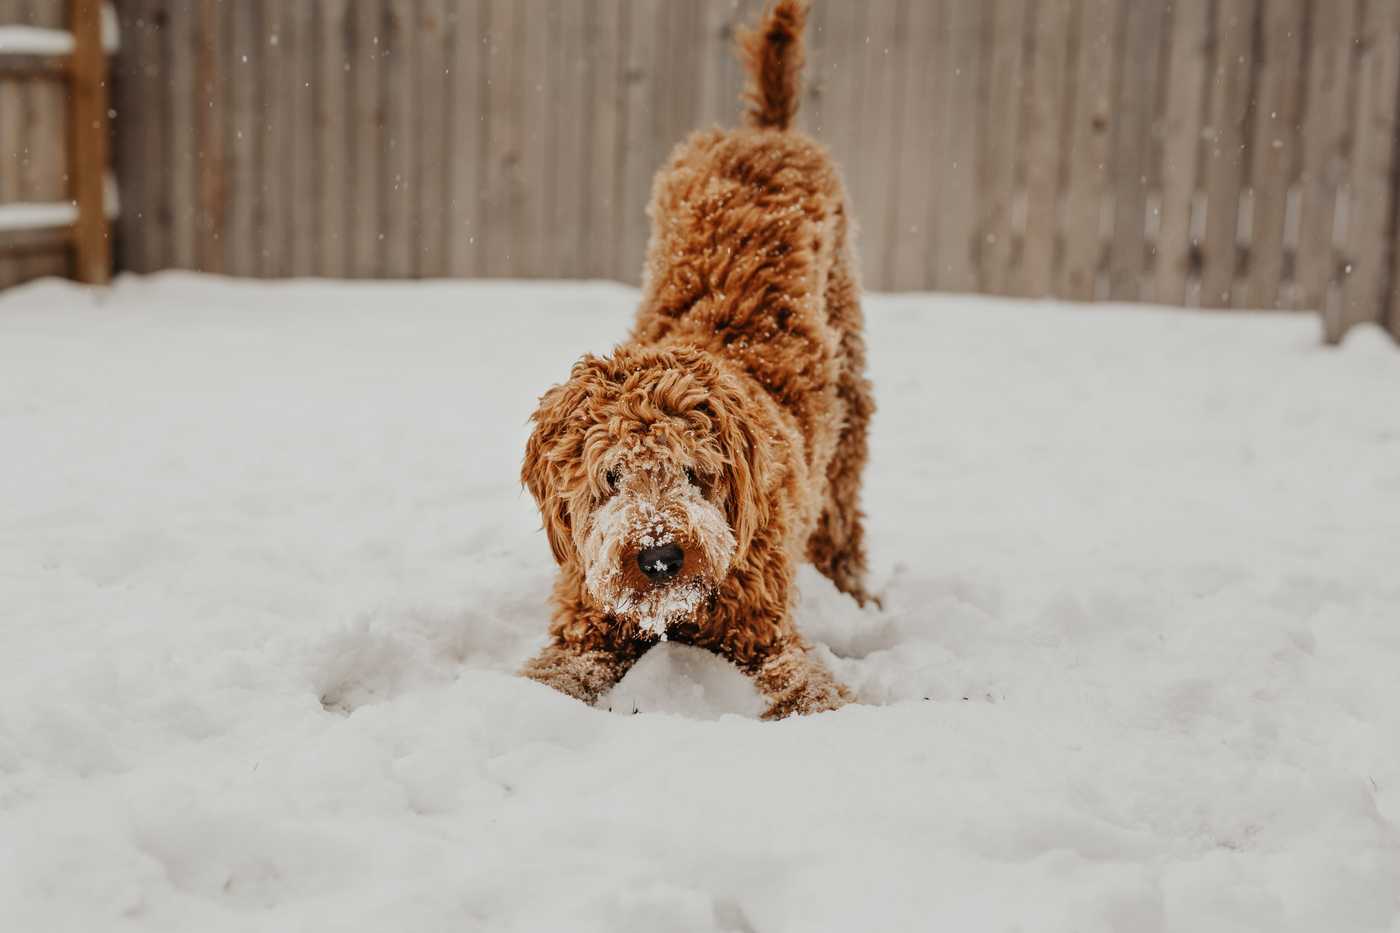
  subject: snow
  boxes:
[1,272,1398,932]
[0,4,120,56]
[0,177,121,232]
[0,201,78,231]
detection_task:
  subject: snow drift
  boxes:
[1,274,1398,931]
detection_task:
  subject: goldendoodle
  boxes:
[520,0,874,719]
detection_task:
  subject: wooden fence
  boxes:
[0,0,113,288]
[47,2,1400,341]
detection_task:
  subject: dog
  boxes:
[519,0,874,719]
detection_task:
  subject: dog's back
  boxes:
[629,0,863,448]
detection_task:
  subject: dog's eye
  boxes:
[605,468,621,492]
[684,468,707,494]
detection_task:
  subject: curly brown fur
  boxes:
[520,0,875,719]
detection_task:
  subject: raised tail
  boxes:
[737,0,808,130]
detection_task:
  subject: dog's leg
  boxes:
[519,640,643,706]
[808,247,878,606]
[748,638,854,720]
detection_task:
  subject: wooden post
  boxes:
[69,0,110,284]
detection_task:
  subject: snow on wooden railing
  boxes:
[0,1,118,287]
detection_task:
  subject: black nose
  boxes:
[637,544,684,582]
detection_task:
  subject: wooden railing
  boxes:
[0,0,113,287]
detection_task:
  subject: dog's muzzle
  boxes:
[637,544,684,582]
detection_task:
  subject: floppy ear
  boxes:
[522,366,597,566]
[522,429,573,565]
[703,374,778,559]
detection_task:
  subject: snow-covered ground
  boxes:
[2,274,1398,932]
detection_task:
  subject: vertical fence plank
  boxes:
[1240,0,1305,310]
[17,0,68,279]
[194,0,224,273]
[113,0,151,272]
[976,0,1027,296]
[584,0,625,280]
[1146,0,1209,305]
[934,0,981,292]
[816,0,866,273]
[617,0,659,284]
[314,0,350,276]
[1349,0,1400,337]
[166,0,196,270]
[446,0,483,277]
[853,0,906,291]
[1338,0,1399,340]
[69,0,110,283]
[1296,0,1359,325]
[696,0,740,131]
[380,0,415,277]
[1058,0,1120,299]
[888,0,942,290]
[259,0,288,276]
[514,0,553,277]
[1014,1,1070,297]
[140,0,170,274]
[480,0,523,277]
[551,0,588,277]
[225,0,261,276]
[1107,0,1166,301]
[348,0,383,277]
[283,0,315,276]
[412,0,449,277]
[662,0,703,157]
[1199,0,1257,307]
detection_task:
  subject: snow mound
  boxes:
[1,274,1398,931]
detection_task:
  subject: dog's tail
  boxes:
[737,0,808,131]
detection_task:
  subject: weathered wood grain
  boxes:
[0,0,27,289]
[1240,0,1305,310]
[0,0,1386,338]
[68,0,108,282]
[934,0,980,293]
[283,0,316,276]
[479,0,523,277]
[380,0,416,278]
[348,0,383,278]
[1058,0,1120,300]
[166,0,196,271]
[1106,0,1166,301]
[1145,0,1210,305]
[617,0,660,285]
[314,0,351,277]
[259,0,288,277]
[1338,0,1399,341]
[1015,0,1072,297]
[225,0,262,277]
[1296,0,1359,327]
[446,0,484,278]
[975,0,1027,296]
[888,0,942,291]
[1199,0,1257,308]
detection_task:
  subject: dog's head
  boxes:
[523,346,775,635]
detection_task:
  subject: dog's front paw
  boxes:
[753,641,854,720]
[760,677,853,720]
[520,643,635,706]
